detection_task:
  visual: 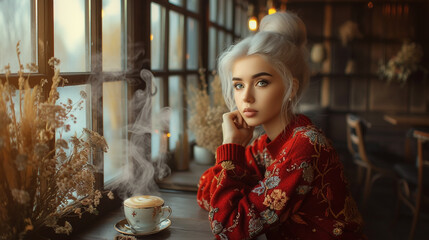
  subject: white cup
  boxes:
[123,195,172,232]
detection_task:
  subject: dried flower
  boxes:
[187,71,228,154]
[80,90,87,99]
[48,57,61,68]
[83,128,109,152]
[14,154,28,171]
[74,208,82,218]
[378,41,426,85]
[25,63,38,72]
[0,43,112,239]
[11,189,30,205]
[24,218,34,232]
[108,191,115,200]
[54,221,72,235]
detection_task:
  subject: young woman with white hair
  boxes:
[197,12,365,240]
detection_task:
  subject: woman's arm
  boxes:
[197,142,262,211]
[207,141,316,239]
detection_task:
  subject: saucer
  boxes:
[114,218,171,236]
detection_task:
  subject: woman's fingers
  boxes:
[222,111,254,146]
[223,111,243,129]
[222,110,253,129]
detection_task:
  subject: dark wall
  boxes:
[289,1,429,156]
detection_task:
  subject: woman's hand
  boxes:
[222,110,255,147]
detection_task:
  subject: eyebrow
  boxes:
[232,72,273,81]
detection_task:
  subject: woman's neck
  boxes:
[263,115,289,141]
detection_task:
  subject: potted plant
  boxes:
[187,70,228,165]
[0,43,114,240]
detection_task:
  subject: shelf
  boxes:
[310,73,379,79]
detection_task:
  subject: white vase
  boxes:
[193,145,215,165]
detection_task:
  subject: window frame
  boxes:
[0,0,250,191]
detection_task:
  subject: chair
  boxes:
[393,130,429,240]
[346,114,397,208]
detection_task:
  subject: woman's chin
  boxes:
[244,119,261,128]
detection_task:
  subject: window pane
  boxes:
[241,9,248,37]
[103,81,128,183]
[186,74,199,142]
[218,0,225,26]
[208,27,217,70]
[54,0,89,72]
[226,33,233,48]
[186,0,198,13]
[168,76,184,151]
[209,0,217,22]
[186,17,199,70]
[217,31,225,56]
[0,0,37,72]
[169,0,183,7]
[168,11,184,70]
[151,3,165,70]
[151,77,164,159]
[56,84,91,153]
[226,0,233,30]
[102,0,125,72]
[234,6,241,35]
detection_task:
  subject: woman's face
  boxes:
[232,55,286,128]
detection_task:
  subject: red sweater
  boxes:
[197,115,366,240]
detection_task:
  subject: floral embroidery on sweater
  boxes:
[251,176,280,196]
[293,125,333,151]
[263,189,289,210]
[197,115,365,240]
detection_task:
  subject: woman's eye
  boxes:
[234,83,244,90]
[256,80,269,87]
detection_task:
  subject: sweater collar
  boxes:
[265,114,312,157]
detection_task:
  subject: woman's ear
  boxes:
[291,78,300,99]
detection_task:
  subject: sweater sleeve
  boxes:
[197,143,261,212]
[201,134,338,239]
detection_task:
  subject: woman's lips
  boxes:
[243,108,258,117]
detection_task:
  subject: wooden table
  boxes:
[384,114,429,162]
[75,190,213,240]
[383,114,429,127]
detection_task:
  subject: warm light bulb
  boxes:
[150,34,154,41]
[248,17,258,31]
[166,133,171,138]
[268,7,277,15]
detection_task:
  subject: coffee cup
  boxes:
[123,195,172,232]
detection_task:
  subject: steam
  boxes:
[107,69,171,199]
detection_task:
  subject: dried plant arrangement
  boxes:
[378,41,427,85]
[0,42,113,240]
[187,70,228,154]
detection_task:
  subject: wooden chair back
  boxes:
[413,130,429,192]
[346,114,371,166]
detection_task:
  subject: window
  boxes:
[150,1,201,168]
[207,0,248,91]
[54,0,90,72]
[150,0,250,172]
[0,0,129,190]
[0,0,37,72]
[1,0,251,193]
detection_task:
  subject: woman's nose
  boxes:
[242,87,255,103]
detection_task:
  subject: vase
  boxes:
[193,145,215,165]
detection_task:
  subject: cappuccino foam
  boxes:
[124,195,164,208]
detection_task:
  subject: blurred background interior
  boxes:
[2,0,429,239]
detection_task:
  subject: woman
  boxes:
[197,12,365,240]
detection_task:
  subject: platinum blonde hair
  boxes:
[218,12,309,125]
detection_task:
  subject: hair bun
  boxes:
[259,12,307,48]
